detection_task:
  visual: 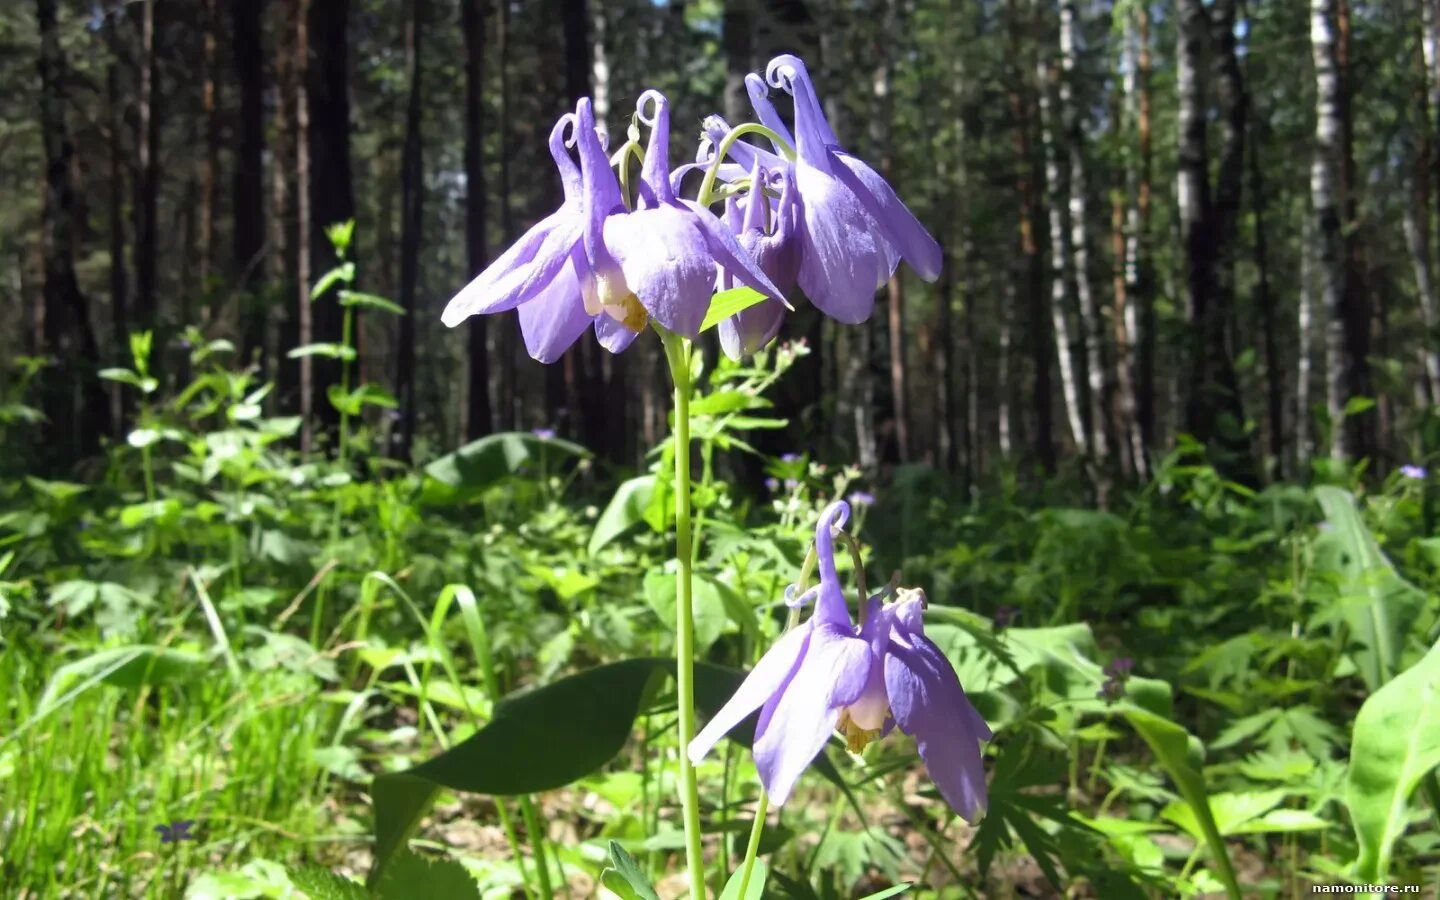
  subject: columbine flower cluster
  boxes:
[688,501,992,822]
[441,54,940,362]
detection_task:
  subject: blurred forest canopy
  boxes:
[5,0,1440,485]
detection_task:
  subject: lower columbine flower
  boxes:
[688,501,991,821]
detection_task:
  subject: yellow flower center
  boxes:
[837,688,889,753]
[588,269,648,334]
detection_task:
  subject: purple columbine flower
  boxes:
[578,92,785,344]
[704,56,942,324]
[1401,464,1427,480]
[442,94,785,360]
[689,501,991,820]
[716,162,798,359]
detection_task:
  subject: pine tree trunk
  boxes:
[395,0,424,460]
[307,0,355,437]
[295,0,313,449]
[1007,0,1053,473]
[106,42,129,355]
[495,0,516,431]
[462,0,491,441]
[199,0,220,294]
[132,0,159,334]
[1250,121,1284,474]
[36,0,112,461]
[233,0,267,364]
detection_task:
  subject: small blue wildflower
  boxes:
[533,428,557,440]
[1401,464,1427,480]
[847,490,876,506]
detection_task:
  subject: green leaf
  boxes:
[288,342,357,361]
[423,431,590,504]
[1124,709,1241,899]
[37,645,208,712]
[1161,790,1285,840]
[855,886,912,900]
[600,842,660,900]
[1347,637,1440,880]
[374,850,480,900]
[339,290,406,315]
[99,368,158,393]
[643,569,729,654]
[718,859,770,900]
[1342,396,1376,417]
[368,658,847,882]
[312,261,356,300]
[118,499,180,528]
[700,286,770,332]
[1313,486,1429,690]
[589,475,657,555]
[287,865,369,900]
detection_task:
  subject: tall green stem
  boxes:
[661,329,707,900]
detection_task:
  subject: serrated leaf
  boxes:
[602,842,660,900]
[374,850,480,899]
[287,865,369,900]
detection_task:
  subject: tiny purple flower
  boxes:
[1103,657,1134,679]
[155,820,196,844]
[780,453,801,462]
[847,490,876,506]
[689,502,990,820]
[1401,464,1427,480]
[993,604,1018,630]
[764,477,780,492]
[532,428,557,440]
[784,478,799,490]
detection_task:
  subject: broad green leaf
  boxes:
[589,475,657,555]
[37,645,208,712]
[643,569,729,654]
[600,842,660,900]
[368,658,847,881]
[338,290,406,315]
[1313,486,1429,690]
[1347,637,1440,880]
[119,499,180,528]
[718,859,770,900]
[700,286,769,332]
[423,431,589,504]
[1161,790,1285,840]
[1124,709,1241,900]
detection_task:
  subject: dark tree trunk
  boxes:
[36,0,112,462]
[722,0,753,125]
[462,0,492,441]
[233,0,267,364]
[307,0,354,437]
[395,0,425,460]
[199,0,220,295]
[1006,0,1053,473]
[1250,121,1284,475]
[132,0,160,334]
[106,46,129,357]
[1177,0,1247,476]
[1133,4,1156,463]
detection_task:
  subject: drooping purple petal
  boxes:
[717,297,786,359]
[744,75,796,151]
[593,313,641,354]
[602,206,718,338]
[832,153,943,282]
[688,623,813,765]
[753,624,874,804]
[883,630,991,822]
[792,164,890,323]
[681,199,787,303]
[516,255,591,363]
[444,215,586,325]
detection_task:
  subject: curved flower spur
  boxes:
[700,55,944,325]
[441,91,788,360]
[688,501,992,822]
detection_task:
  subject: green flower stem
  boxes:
[661,328,707,900]
[519,799,556,900]
[695,123,796,209]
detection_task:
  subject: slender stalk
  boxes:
[735,792,769,899]
[520,799,556,900]
[696,123,795,208]
[661,328,707,899]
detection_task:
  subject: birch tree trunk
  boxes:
[1298,215,1316,468]
[1038,57,1087,457]
[1311,0,1360,461]
[1060,0,1107,461]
